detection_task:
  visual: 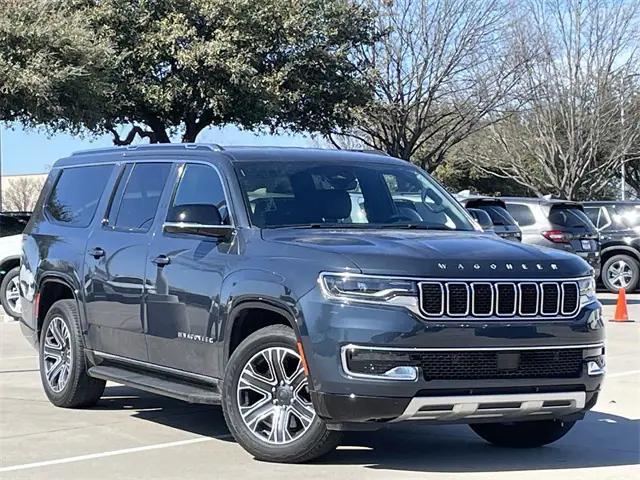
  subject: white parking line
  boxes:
[0,437,214,473]
[607,369,640,378]
[1,355,37,360]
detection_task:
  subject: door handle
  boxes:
[89,247,105,259]
[152,255,171,267]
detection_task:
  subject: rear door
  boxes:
[84,162,172,360]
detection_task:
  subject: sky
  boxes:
[0,123,313,176]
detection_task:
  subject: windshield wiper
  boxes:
[376,223,454,231]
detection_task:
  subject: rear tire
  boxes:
[470,419,576,448]
[39,299,105,408]
[1,267,21,319]
[222,324,341,463]
[602,254,639,293]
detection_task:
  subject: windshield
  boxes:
[235,160,475,231]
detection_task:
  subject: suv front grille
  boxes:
[344,347,585,380]
[418,349,583,380]
[419,280,580,319]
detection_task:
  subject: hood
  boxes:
[262,229,592,279]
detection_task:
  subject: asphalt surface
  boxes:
[1,294,638,479]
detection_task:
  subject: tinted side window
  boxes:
[168,164,230,224]
[46,165,113,227]
[584,207,601,228]
[111,163,171,231]
[506,203,536,227]
[0,215,25,237]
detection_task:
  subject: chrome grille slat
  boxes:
[419,280,580,319]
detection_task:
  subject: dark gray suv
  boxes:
[19,145,604,463]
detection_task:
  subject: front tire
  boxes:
[39,299,105,408]
[602,254,640,293]
[222,324,341,463]
[470,419,576,448]
[1,267,21,319]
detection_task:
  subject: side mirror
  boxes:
[467,208,494,232]
[164,204,233,239]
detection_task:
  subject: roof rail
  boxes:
[344,148,390,156]
[72,143,224,156]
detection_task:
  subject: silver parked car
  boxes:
[500,198,600,277]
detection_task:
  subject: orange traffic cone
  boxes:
[610,288,633,322]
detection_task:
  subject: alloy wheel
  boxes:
[5,275,21,315]
[607,260,633,289]
[43,317,73,393]
[237,346,315,445]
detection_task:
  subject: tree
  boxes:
[327,0,529,171]
[83,0,376,144]
[0,0,113,131]
[3,176,45,212]
[464,0,640,200]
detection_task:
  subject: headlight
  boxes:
[579,276,597,307]
[320,273,417,303]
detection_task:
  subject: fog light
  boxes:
[587,359,606,376]
[381,366,418,381]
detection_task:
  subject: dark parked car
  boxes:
[20,145,603,463]
[457,196,522,241]
[584,201,640,293]
[501,198,600,276]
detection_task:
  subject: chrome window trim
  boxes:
[495,282,518,316]
[418,281,444,316]
[540,282,560,316]
[471,282,494,317]
[518,282,539,316]
[445,282,470,317]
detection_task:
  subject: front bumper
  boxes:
[299,288,604,426]
[312,389,599,427]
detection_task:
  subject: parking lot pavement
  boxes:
[0,296,638,480]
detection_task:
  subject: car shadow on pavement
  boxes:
[96,385,232,441]
[322,410,640,472]
[97,386,639,472]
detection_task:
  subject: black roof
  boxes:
[56,144,406,168]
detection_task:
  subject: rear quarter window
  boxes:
[505,203,536,227]
[45,165,114,227]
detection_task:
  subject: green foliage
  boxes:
[434,157,532,197]
[0,0,113,131]
[1,0,375,143]
[86,0,376,142]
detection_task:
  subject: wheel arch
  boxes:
[36,274,79,339]
[223,299,301,366]
[0,256,20,278]
[601,246,640,264]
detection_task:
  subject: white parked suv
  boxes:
[0,213,29,319]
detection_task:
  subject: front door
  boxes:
[84,162,172,360]
[144,162,234,376]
